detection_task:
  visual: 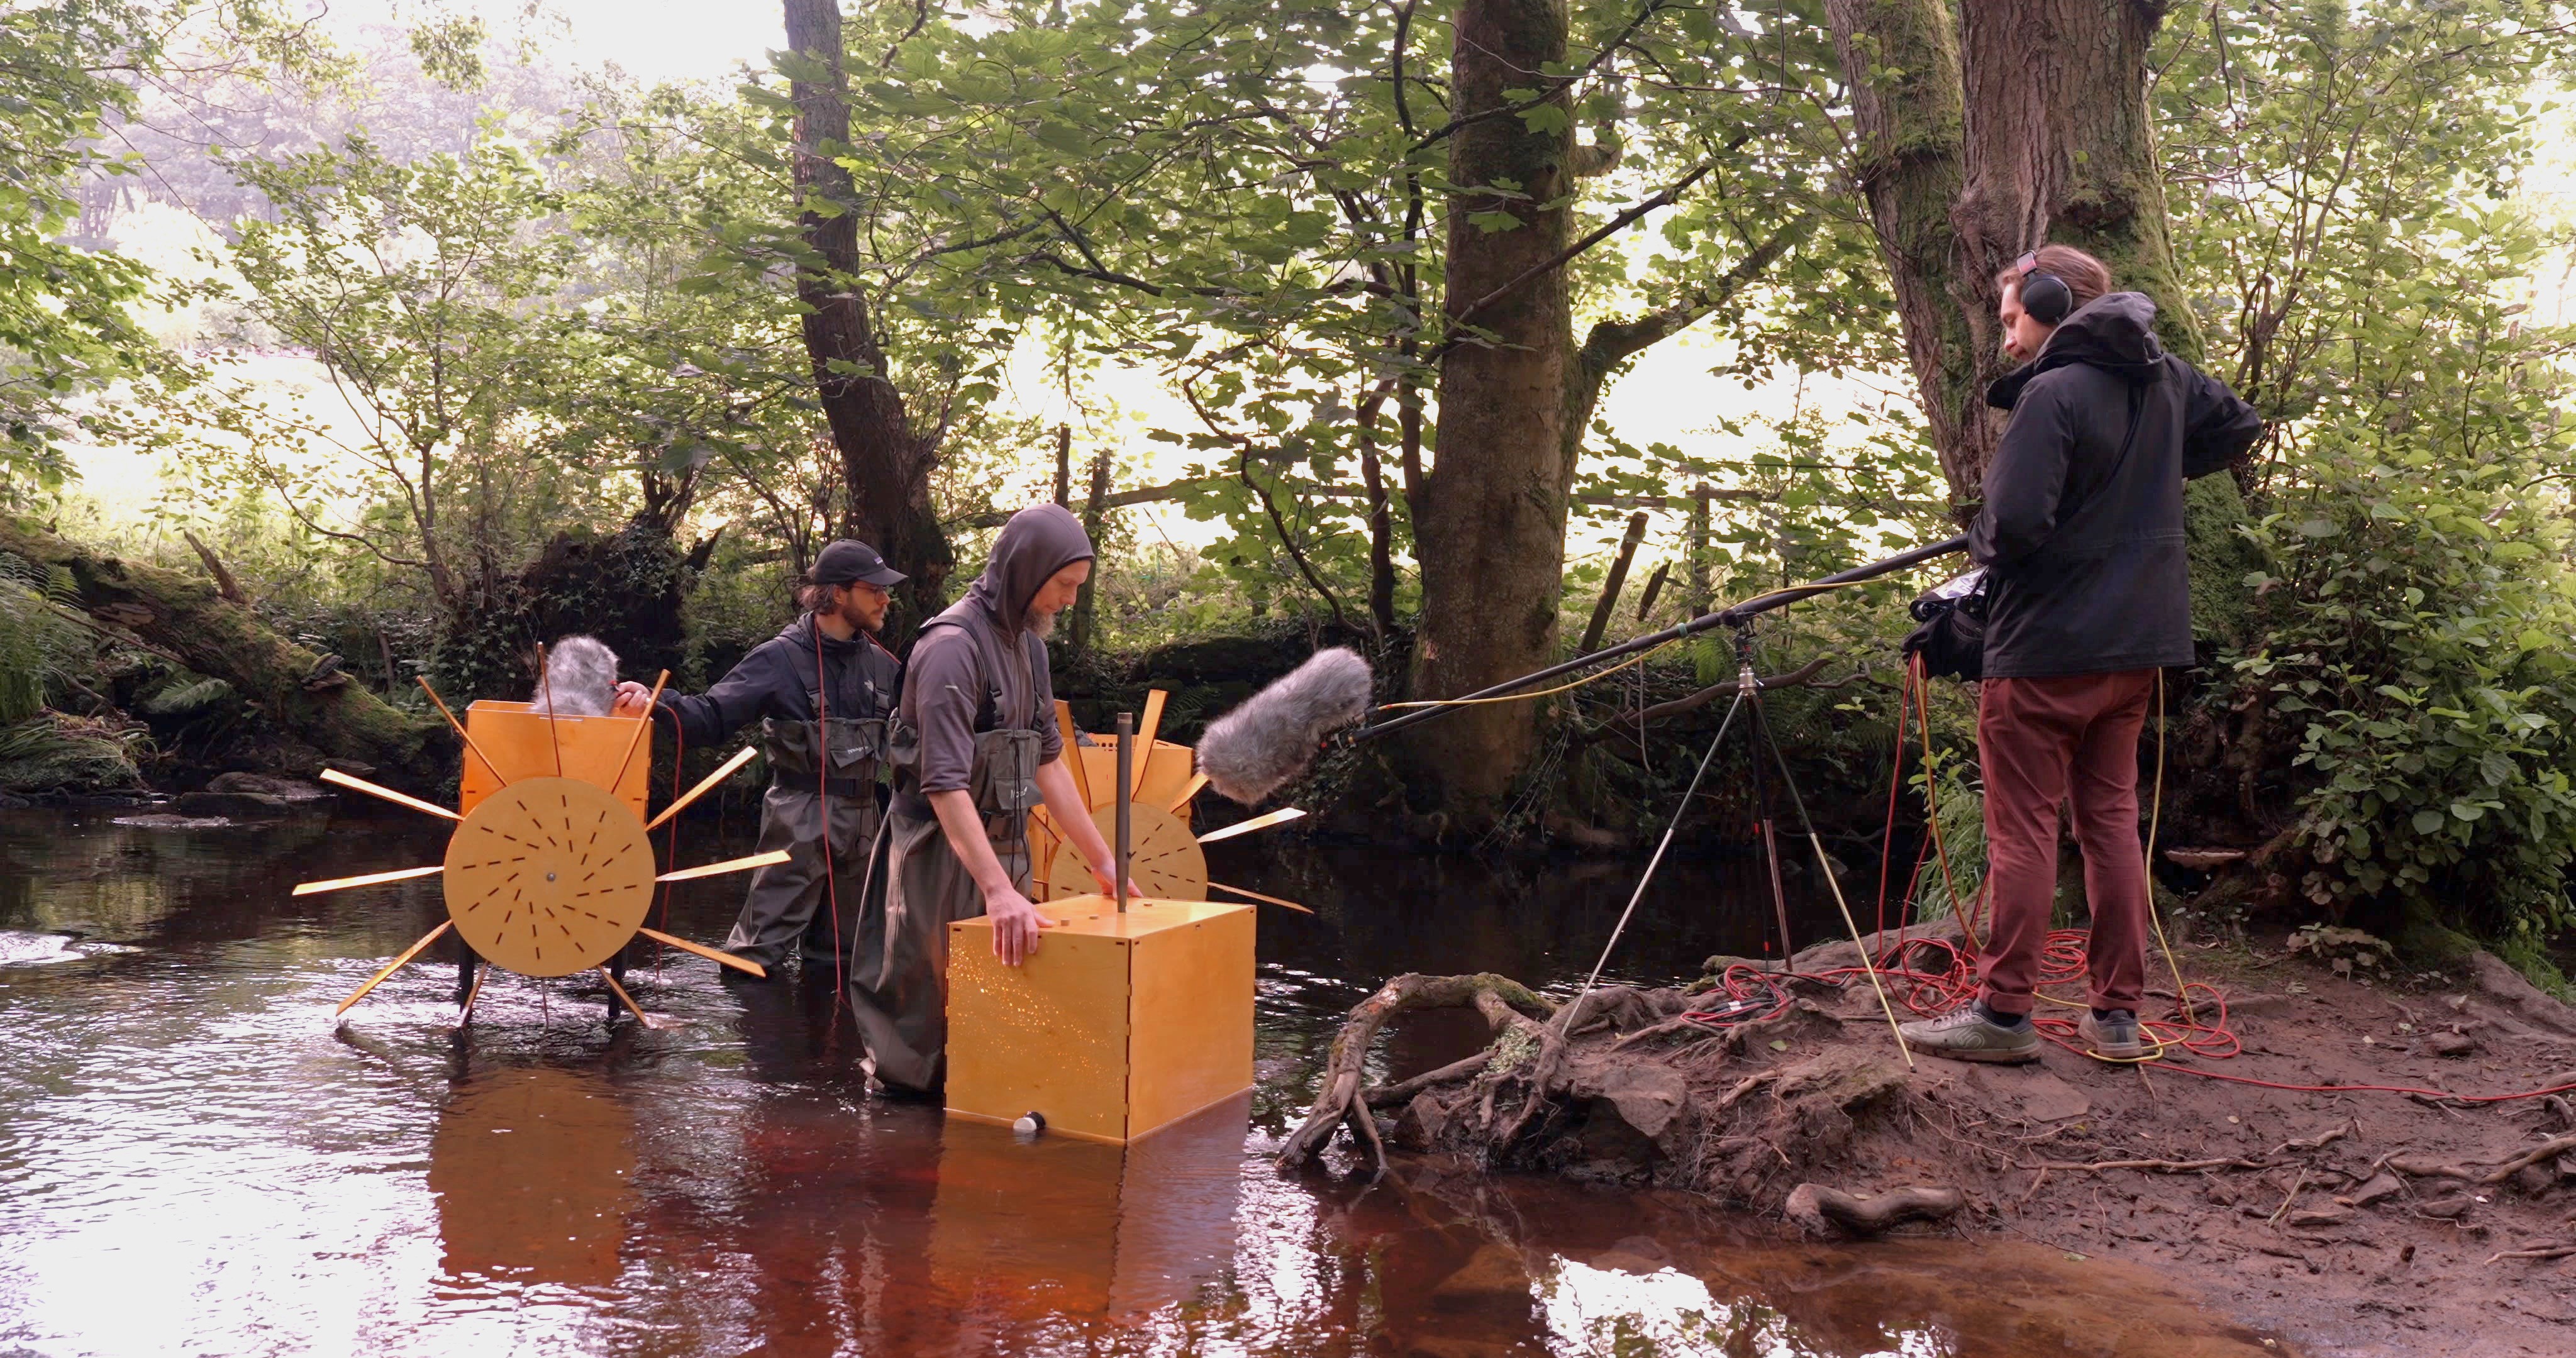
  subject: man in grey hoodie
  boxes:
[847,503,1131,1093]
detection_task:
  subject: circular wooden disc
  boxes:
[444,776,655,977]
[1041,802,1208,902]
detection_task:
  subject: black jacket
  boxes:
[1970,292,2262,680]
[655,617,902,748]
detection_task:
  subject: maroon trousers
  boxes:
[1974,669,2157,1016]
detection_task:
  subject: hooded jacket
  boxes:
[1970,292,2262,680]
[896,504,1096,799]
[656,615,900,749]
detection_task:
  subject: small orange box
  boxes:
[946,895,1255,1144]
[459,700,651,820]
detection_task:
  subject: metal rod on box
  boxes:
[1114,711,1133,912]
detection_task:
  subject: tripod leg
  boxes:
[1748,690,1796,966]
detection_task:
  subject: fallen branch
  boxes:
[2270,1119,2357,1157]
[1784,1183,1964,1238]
[2387,1134,2576,1186]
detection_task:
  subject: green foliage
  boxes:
[0,714,142,792]
[0,554,83,724]
[0,2,158,497]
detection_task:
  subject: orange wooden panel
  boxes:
[946,899,1135,1142]
[459,700,652,819]
[1126,902,1255,1139]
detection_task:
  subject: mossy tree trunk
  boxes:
[0,519,436,778]
[1826,0,2256,641]
[1405,0,1577,821]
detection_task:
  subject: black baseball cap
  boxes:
[812,539,906,588]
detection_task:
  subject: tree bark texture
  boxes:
[782,0,952,638]
[0,519,437,778]
[1830,0,2199,500]
[1829,0,2257,638]
[1407,0,1575,818]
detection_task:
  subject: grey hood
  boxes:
[967,503,1095,632]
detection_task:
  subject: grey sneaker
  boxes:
[2080,1008,2145,1061]
[1897,1006,2041,1064]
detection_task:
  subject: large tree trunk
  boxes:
[1406,0,1575,824]
[0,519,436,778]
[781,0,952,639]
[1828,0,2255,639]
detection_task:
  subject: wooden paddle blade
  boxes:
[1208,880,1313,914]
[598,966,673,1029]
[412,678,508,787]
[1165,770,1209,814]
[335,919,454,1015]
[319,768,460,821]
[638,926,767,977]
[293,863,444,896]
[606,668,668,792]
[1197,806,1307,844]
[452,964,486,1030]
[642,745,759,831]
[655,848,792,883]
[1055,699,1091,809]
[1131,689,1168,793]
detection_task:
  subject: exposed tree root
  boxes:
[1279,972,1555,1174]
[2386,1134,2576,1186]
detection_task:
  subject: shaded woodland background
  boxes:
[7,0,2576,986]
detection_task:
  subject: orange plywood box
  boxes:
[459,700,652,820]
[945,895,1255,1144]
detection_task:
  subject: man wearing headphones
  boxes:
[1899,245,2262,1065]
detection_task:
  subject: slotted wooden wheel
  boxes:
[1040,802,1209,902]
[443,776,657,978]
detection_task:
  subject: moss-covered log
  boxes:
[0,518,436,777]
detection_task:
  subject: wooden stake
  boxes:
[608,668,668,795]
[319,768,460,821]
[640,926,767,977]
[336,920,453,1015]
[414,678,508,787]
[642,745,759,831]
[293,863,444,895]
[1166,770,1209,814]
[656,848,792,883]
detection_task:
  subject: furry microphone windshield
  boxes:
[535,636,619,717]
[1197,647,1373,805]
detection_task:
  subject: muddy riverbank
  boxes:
[1321,917,2576,1356]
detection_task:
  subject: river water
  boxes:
[0,807,2291,1357]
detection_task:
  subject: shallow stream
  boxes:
[0,807,2292,1355]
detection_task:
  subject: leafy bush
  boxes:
[2231,276,2576,947]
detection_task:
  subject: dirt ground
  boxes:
[1362,923,2576,1357]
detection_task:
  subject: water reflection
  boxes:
[0,809,2287,1357]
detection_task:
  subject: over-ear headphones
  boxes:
[2013,251,2074,326]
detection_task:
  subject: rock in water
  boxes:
[535,636,619,717]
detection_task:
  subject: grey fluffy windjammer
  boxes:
[1196,646,1373,805]
[535,635,619,716]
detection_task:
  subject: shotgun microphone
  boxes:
[1196,647,1374,805]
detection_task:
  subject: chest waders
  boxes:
[846,621,1045,1093]
[716,697,893,973]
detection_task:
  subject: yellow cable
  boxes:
[2143,668,2196,1024]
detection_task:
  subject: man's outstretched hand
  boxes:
[611,680,653,717]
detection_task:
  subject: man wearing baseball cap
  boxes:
[613,539,907,974]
